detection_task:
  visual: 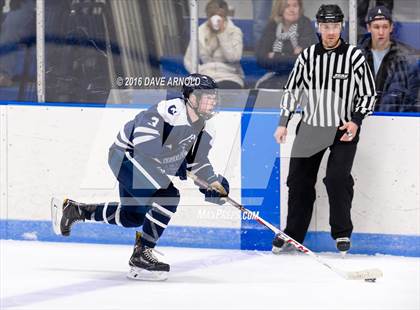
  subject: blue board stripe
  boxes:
[1,219,419,257]
[0,219,241,250]
[304,231,420,257]
[1,100,419,117]
[0,100,279,114]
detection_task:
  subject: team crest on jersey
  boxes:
[168,105,178,115]
[178,134,196,145]
[333,73,349,80]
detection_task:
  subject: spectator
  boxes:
[357,0,393,42]
[360,6,419,112]
[0,0,6,32]
[184,0,244,89]
[253,0,273,48]
[255,0,317,89]
[0,0,35,87]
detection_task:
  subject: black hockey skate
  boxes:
[127,232,170,281]
[336,237,351,256]
[272,234,297,254]
[51,198,96,236]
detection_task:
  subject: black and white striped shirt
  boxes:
[279,39,377,127]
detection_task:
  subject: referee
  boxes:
[272,4,377,255]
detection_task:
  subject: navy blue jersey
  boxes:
[110,98,218,188]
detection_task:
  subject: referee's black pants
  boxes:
[284,128,359,243]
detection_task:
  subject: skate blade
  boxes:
[127,267,168,281]
[50,197,64,235]
[340,251,348,258]
[272,246,298,255]
[272,246,282,255]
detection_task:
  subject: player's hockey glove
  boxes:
[199,175,230,205]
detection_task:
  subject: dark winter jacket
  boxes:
[256,15,317,73]
[361,38,419,112]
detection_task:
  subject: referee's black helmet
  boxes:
[316,4,344,23]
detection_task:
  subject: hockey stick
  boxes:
[188,171,383,281]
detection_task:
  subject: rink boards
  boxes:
[0,102,419,256]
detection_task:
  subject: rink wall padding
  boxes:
[0,101,419,257]
[240,111,280,250]
[0,219,242,249]
[1,219,419,257]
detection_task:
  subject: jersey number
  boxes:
[148,117,159,128]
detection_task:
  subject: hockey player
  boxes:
[272,5,376,255]
[51,73,230,281]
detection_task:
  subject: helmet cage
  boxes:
[189,89,220,120]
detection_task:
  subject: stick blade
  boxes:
[344,268,383,281]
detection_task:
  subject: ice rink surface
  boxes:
[1,240,419,310]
